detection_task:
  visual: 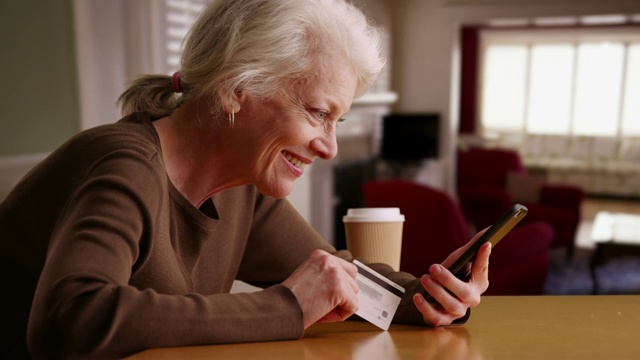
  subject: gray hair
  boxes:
[118,0,385,118]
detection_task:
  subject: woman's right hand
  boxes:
[282,249,360,328]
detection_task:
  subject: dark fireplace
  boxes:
[332,158,378,250]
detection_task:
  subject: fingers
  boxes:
[470,242,491,293]
[341,259,359,293]
[422,267,470,319]
[441,228,488,269]
[412,293,438,324]
[319,256,360,322]
[342,258,359,277]
[321,251,359,295]
[282,249,360,328]
[412,292,457,326]
[416,242,492,326]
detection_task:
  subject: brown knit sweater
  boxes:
[0,113,431,359]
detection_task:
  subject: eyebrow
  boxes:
[329,98,352,121]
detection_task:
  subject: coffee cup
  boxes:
[343,208,405,271]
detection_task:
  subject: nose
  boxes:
[310,127,338,160]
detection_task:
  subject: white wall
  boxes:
[388,0,640,193]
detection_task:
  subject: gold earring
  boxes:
[229,110,235,128]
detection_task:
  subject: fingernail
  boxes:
[413,293,424,305]
[421,275,431,285]
[431,264,443,275]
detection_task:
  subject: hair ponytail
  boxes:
[117,74,182,118]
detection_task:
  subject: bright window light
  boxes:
[533,17,578,27]
[481,45,528,131]
[573,42,624,136]
[488,18,530,27]
[621,44,640,136]
[164,0,208,74]
[480,28,639,139]
[580,14,628,25]
[527,44,575,135]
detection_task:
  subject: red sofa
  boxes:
[457,147,585,259]
[362,179,555,295]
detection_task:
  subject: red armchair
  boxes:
[362,179,554,295]
[456,147,585,259]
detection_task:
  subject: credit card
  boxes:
[353,260,405,330]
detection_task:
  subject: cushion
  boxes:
[506,171,545,204]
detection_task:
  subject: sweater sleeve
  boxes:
[27,149,304,359]
[235,194,335,286]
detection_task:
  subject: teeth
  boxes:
[283,151,307,170]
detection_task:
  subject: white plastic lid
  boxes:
[342,208,405,223]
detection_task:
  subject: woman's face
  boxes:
[236,55,358,198]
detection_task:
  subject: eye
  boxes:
[306,107,344,129]
[314,110,329,120]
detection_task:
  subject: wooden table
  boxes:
[127,296,640,360]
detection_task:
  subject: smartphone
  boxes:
[421,204,528,299]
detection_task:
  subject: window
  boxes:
[527,44,574,134]
[622,44,640,136]
[72,0,209,129]
[481,45,528,131]
[162,0,210,74]
[480,27,640,138]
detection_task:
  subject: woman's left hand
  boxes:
[412,232,492,326]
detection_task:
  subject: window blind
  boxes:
[162,0,209,74]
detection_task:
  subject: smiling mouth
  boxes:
[282,151,308,170]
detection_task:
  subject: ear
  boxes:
[217,84,247,114]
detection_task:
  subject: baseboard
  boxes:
[0,153,49,200]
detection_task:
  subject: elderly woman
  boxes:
[0,0,490,358]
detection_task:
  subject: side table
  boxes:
[589,212,640,294]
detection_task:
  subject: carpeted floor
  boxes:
[544,248,640,295]
[543,216,640,295]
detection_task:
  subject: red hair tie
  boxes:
[171,72,182,93]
